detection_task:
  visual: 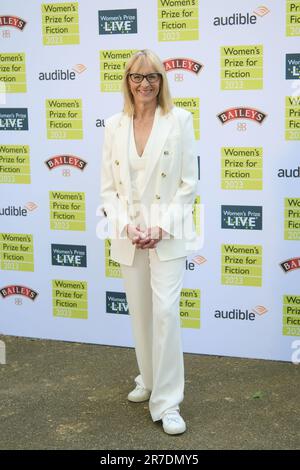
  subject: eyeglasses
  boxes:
[128,73,162,84]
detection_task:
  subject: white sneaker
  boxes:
[127,384,151,402]
[162,410,186,435]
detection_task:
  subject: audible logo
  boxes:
[213,6,270,26]
[39,65,86,81]
[0,205,28,217]
[277,165,300,178]
[214,305,268,322]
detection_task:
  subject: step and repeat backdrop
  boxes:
[0,0,299,361]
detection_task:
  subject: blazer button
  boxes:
[116,192,119,198]
[155,194,161,200]
[119,180,122,185]
[115,160,120,165]
[163,151,169,156]
[161,172,166,178]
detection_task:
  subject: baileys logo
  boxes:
[217,107,267,124]
[0,285,38,300]
[280,257,300,273]
[163,58,202,75]
[0,16,26,30]
[45,154,87,170]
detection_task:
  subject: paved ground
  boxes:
[0,334,299,450]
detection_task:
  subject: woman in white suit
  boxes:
[100,49,198,435]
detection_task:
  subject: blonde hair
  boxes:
[121,49,173,116]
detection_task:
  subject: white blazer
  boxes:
[100,105,200,266]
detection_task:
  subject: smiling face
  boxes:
[128,59,161,107]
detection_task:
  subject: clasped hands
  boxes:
[126,224,167,249]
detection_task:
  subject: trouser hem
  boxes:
[150,405,181,422]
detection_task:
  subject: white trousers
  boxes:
[120,247,186,422]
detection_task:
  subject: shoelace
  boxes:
[163,411,181,423]
[136,384,146,392]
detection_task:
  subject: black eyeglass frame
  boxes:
[128,73,162,84]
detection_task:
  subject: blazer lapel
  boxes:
[115,106,173,202]
[139,106,172,198]
[115,113,133,203]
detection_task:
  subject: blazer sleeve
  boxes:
[158,111,198,238]
[99,118,130,239]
